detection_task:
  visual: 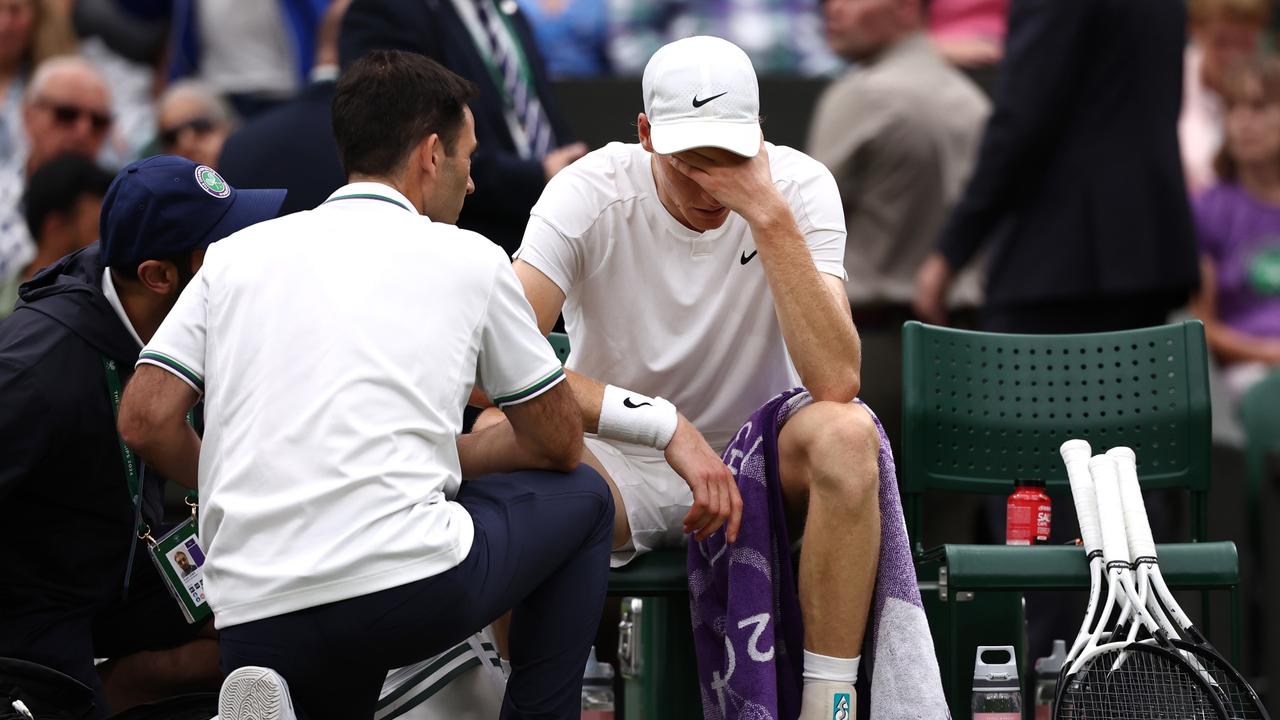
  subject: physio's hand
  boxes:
[543,142,588,181]
[913,252,954,326]
[664,414,742,543]
[667,140,787,228]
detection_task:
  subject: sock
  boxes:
[802,650,860,685]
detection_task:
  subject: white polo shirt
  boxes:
[138,183,565,628]
[515,142,846,454]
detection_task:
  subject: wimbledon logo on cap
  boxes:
[194,165,230,199]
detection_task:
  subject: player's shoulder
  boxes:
[767,142,835,181]
[531,142,652,239]
[767,142,840,200]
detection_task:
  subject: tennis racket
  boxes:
[1058,439,1105,663]
[1108,446,1269,719]
[1054,455,1228,720]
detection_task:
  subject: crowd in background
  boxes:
[4,0,1280,714]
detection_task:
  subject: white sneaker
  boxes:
[218,666,298,720]
[800,681,856,720]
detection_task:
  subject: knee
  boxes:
[567,463,616,529]
[796,402,880,501]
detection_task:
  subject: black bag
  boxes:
[0,658,95,719]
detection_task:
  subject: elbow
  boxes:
[117,403,161,457]
[543,431,583,473]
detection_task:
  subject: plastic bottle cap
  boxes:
[1015,477,1045,488]
[973,646,1020,692]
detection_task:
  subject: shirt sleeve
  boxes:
[512,214,583,296]
[785,158,849,281]
[0,362,45,501]
[477,255,566,408]
[136,267,209,393]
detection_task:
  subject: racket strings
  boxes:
[1057,648,1224,720]
[1191,651,1267,719]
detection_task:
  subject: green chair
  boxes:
[546,332,699,719]
[900,320,1242,716]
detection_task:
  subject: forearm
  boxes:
[457,420,581,478]
[752,206,861,401]
[1202,321,1280,366]
[565,369,605,434]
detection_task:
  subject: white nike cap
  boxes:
[642,36,761,158]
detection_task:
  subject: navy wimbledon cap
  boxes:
[100,155,286,268]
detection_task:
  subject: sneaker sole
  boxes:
[219,667,291,720]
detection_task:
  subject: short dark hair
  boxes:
[23,153,113,242]
[332,50,478,177]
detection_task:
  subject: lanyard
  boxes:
[101,356,198,537]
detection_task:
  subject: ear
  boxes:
[135,259,180,297]
[418,132,444,179]
[638,113,655,153]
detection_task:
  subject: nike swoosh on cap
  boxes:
[692,92,728,108]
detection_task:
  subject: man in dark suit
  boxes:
[339,0,587,254]
[914,0,1200,334]
[218,0,350,216]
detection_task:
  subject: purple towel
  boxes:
[688,389,949,720]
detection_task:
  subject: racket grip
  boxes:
[1089,455,1131,567]
[1060,439,1102,555]
[1107,446,1157,561]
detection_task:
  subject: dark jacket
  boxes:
[339,0,576,254]
[0,245,164,610]
[937,0,1199,310]
[219,80,347,217]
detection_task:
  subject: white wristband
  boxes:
[598,384,679,450]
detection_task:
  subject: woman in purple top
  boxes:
[1191,57,1280,398]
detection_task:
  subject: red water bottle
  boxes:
[1006,478,1051,545]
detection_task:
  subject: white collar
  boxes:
[101,268,145,349]
[323,182,420,215]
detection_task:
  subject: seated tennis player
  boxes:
[481,36,881,719]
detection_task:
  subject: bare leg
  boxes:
[98,637,221,712]
[777,401,881,657]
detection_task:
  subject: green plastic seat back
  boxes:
[548,332,571,364]
[901,320,1212,548]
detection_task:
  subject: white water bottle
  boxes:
[971,646,1021,720]
[581,646,614,720]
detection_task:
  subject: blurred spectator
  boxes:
[926,0,1007,69]
[915,0,1198,334]
[607,0,841,76]
[0,56,110,308]
[0,155,285,719]
[807,0,988,448]
[913,0,1199,662]
[518,0,610,77]
[0,153,112,316]
[1190,58,1280,400]
[117,0,331,118]
[1181,0,1271,196]
[0,0,78,168]
[340,0,587,254]
[156,80,233,169]
[218,0,349,215]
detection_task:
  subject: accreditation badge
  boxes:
[146,518,212,624]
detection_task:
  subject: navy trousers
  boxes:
[219,465,615,720]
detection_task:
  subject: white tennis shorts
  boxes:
[583,436,693,567]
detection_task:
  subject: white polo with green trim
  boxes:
[137,182,564,628]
